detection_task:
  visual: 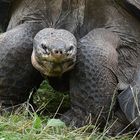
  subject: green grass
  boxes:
[0,80,139,140]
[0,110,134,140]
[33,80,70,116]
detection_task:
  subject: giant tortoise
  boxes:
[1,0,140,135]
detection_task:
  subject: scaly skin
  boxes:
[0,23,43,108]
[61,28,119,127]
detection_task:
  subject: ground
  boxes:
[0,80,139,140]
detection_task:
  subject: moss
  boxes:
[34,80,70,116]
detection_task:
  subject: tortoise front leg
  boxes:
[0,22,43,110]
[61,28,122,129]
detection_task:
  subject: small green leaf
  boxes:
[0,138,5,140]
[33,113,42,129]
[47,119,66,127]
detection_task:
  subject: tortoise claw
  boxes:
[118,85,140,129]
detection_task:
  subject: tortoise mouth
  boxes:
[31,51,75,77]
[41,60,75,77]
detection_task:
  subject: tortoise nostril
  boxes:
[41,43,47,50]
[53,49,63,55]
[54,50,59,54]
[60,50,63,54]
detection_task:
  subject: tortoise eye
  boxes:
[67,45,74,53]
[68,45,74,51]
[66,45,75,56]
[41,44,50,55]
[41,43,47,50]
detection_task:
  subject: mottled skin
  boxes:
[0,0,140,135]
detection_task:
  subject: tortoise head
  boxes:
[31,28,77,77]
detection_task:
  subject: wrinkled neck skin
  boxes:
[8,0,85,34]
[80,0,140,37]
[9,0,140,38]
